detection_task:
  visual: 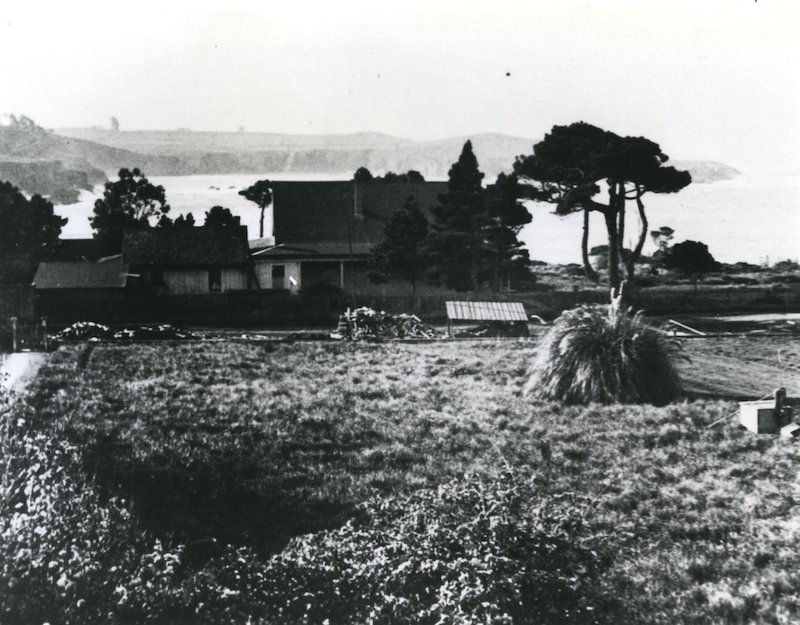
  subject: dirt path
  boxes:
[1,352,47,393]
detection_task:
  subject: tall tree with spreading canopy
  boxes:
[91,168,170,255]
[0,180,67,256]
[427,140,487,291]
[370,197,429,297]
[239,180,272,238]
[514,122,691,290]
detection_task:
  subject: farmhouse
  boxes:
[252,180,448,295]
[123,226,252,295]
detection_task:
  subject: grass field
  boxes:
[9,336,800,623]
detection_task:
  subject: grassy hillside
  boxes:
[5,336,798,623]
[54,128,534,179]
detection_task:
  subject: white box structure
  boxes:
[739,400,779,434]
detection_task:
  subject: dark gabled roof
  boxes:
[122,226,249,265]
[271,181,448,248]
[34,262,130,289]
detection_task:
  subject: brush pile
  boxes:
[53,321,114,341]
[332,307,438,340]
[54,322,199,342]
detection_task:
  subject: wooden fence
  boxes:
[27,283,800,329]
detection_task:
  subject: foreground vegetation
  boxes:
[2,338,800,623]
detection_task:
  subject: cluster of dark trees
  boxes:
[89,168,249,255]
[354,167,425,184]
[369,122,728,293]
[0,180,67,258]
[369,142,532,294]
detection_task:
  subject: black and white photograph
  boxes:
[1,0,799,623]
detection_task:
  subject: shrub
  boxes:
[0,399,179,625]
[525,296,682,405]
[257,472,619,625]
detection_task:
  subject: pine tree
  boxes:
[239,180,272,238]
[427,141,487,292]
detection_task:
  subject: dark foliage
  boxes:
[204,206,241,228]
[91,168,170,255]
[0,180,67,257]
[370,197,429,295]
[354,168,426,183]
[662,240,721,286]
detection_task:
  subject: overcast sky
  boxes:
[3,0,799,173]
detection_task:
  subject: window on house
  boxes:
[271,264,285,289]
[208,267,222,292]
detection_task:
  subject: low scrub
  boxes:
[1,401,138,625]
[258,473,618,624]
[525,298,682,405]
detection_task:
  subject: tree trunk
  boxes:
[604,182,622,294]
[581,208,600,282]
[604,209,622,293]
[624,194,648,280]
[259,206,265,238]
[617,200,629,279]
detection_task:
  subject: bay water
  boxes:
[54,173,799,266]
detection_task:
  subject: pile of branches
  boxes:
[53,321,114,341]
[54,322,199,342]
[332,307,438,340]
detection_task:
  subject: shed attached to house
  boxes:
[33,261,130,322]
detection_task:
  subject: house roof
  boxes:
[252,242,373,259]
[34,262,130,289]
[122,226,249,265]
[248,237,276,252]
[271,181,448,249]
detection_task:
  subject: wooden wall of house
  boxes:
[164,269,207,294]
[222,268,248,291]
[163,268,247,294]
[253,261,301,292]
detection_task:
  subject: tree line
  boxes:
[369,123,716,294]
[2,121,727,290]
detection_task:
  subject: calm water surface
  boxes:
[55,173,800,265]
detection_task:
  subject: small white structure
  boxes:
[739,400,780,434]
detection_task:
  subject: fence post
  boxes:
[42,317,48,351]
[10,317,17,352]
